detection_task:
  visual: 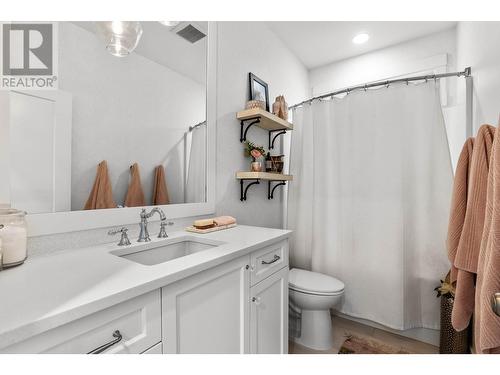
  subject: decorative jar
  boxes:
[0,209,28,270]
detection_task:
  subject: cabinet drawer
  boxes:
[2,290,161,354]
[250,240,288,286]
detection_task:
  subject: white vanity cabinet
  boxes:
[0,237,290,354]
[250,266,288,354]
[2,290,162,354]
[162,255,251,353]
[161,239,289,354]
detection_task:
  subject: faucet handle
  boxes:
[158,221,174,238]
[108,227,131,246]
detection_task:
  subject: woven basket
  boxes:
[439,296,470,353]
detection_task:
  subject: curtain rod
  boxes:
[189,120,206,131]
[289,67,471,110]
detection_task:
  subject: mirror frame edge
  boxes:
[25,21,218,237]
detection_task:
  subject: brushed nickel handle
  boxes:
[492,293,500,317]
[261,254,280,265]
[87,330,123,354]
[108,228,131,246]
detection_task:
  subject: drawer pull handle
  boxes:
[87,330,123,354]
[261,254,280,265]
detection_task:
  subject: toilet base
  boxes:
[293,309,333,351]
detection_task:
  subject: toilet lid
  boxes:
[289,268,345,294]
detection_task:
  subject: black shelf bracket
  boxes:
[268,130,287,150]
[240,117,261,143]
[240,179,260,201]
[268,181,287,200]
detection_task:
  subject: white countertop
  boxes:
[0,225,290,349]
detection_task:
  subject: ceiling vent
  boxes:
[176,24,206,44]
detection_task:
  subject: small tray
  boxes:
[185,223,237,234]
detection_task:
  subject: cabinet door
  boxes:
[250,267,288,354]
[162,255,251,353]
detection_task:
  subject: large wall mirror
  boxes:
[0,21,217,236]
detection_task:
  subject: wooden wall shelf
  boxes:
[236,108,293,149]
[236,172,293,181]
[236,172,293,201]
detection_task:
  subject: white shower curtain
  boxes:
[288,82,453,330]
[185,124,206,203]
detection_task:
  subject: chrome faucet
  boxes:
[138,208,166,242]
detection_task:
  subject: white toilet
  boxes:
[289,268,345,350]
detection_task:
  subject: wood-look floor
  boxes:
[288,316,439,354]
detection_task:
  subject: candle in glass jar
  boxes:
[0,224,27,265]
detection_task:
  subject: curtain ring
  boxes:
[346,88,350,95]
[385,81,390,88]
[364,84,367,92]
[405,79,409,85]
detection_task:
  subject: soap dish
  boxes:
[185,223,237,234]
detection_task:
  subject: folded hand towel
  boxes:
[450,125,495,331]
[475,123,500,354]
[124,163,145,207]
[84,160,116,210]
[213,216,236,226]
[153,165,170,205]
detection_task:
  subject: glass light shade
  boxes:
[96,21,143,57]
[159,21,180,27]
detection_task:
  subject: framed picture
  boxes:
[248,73,270,111]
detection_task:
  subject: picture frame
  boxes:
[248,72,270,111]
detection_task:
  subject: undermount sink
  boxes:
[110,236,225,266]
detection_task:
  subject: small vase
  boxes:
[251,161,262,172]
[280,96,288,121]
[272,95,289,121]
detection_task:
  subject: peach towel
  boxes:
[153,165,170,205]
[451,125,495,331]
[447,138,474,284]
[213,216,236,226]
[475,123,500,354]
[124,163,145,207]
[84,160,116,210]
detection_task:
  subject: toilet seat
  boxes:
[289,285,344,296]
[289,268,345,296]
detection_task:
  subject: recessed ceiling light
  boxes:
[352,33,370,44]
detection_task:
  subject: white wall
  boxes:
[457,22,500,133]
[310,28,457,96]
[59,23,206,210]
[215,22,310,229]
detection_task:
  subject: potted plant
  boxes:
[244,141,266,172]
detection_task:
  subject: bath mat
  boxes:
[338,335,410,354]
